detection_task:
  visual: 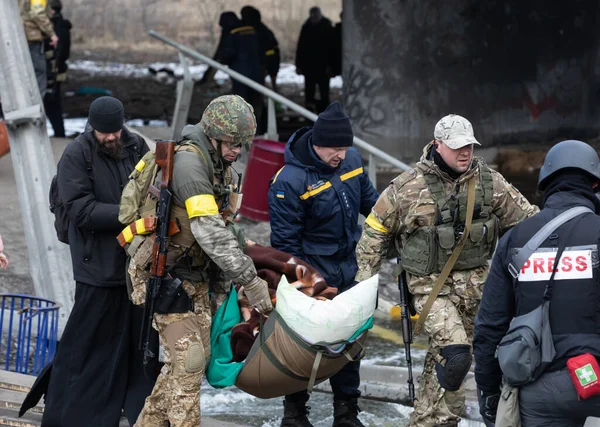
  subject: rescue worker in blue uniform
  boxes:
[268,101,379,427]
[474,140,600,427]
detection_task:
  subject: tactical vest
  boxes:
[141,142,235,271]
[121,138,239,276]
[400,165,498,276]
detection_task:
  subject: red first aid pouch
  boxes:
[567,353,600,399]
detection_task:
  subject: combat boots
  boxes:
[332,398,365,427]
[280,400,314,427]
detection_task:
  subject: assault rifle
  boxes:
[140,140,176,365]
[398,260,416,402]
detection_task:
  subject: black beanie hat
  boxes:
[88,96,124,133]
[312,101,354,148]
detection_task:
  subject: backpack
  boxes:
[119,141,214,226]
[49,136,92,244]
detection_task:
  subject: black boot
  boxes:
[332,398,365,427]
[280,400,314,427]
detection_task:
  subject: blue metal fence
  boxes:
[0,294,60,375]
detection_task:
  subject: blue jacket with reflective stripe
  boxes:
[268,127,379,289]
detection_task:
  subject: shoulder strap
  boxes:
[177,141,214,183]
[479,163,493,216]
[508,206,594,279]
[76,134,92,173]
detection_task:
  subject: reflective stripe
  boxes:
[121,226,134,244]
[366,213,389,233]
[230,26,254,34]
[266,49,276,56]
[134,159,146,172]
[299,182,332,200]
[134,218,148,234]
[272,166,285,184]
[340,167,363,181]
[185,194,219,218]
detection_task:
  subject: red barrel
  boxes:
[0,120,9,158]
[239,138,286,222]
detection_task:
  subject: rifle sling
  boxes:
[413,177,476,336]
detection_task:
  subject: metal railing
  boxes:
[149,31,410,184]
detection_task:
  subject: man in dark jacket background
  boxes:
[220,13,265,133]
[295,7,333,113]
[474,139,600,427]
[241,5,281,92]
[42,96,158,427]
[44,0,71,137]
[268,101,379,427]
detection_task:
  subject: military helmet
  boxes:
[200,95,256,148]
[538,139,600,190]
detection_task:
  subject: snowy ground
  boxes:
[68,60,343,88]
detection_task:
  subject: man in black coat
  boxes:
[44,0,71,137]
[295,7,333,113]
[474,140,600,427]
[241,5,280,92]
[41,97,159,427]
[219,13,265,134]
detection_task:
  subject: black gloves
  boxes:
[477,388,500,427]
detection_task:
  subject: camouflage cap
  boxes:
[200,95,257,146]
[433,114,481,149]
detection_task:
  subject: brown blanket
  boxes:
[230,244,338,362]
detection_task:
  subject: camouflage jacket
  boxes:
[19,0,55,42]
[165,126,254,290]
[355,142,539,296]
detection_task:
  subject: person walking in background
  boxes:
[0,235,8,270]
[219,13,265,134]
[19,0,58,98]
[295,7,333,113]
[241,5,281,93]
[44,0,71,138]
[199,11,240,86]
[329,11,343,78]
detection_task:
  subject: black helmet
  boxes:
[538,140,600,190]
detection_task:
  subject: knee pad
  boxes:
[435,344,472,391]
[185,341,206,373]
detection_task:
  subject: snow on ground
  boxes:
[68,60,343,88]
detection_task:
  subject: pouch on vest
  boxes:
[496,300,553,387]
[119,150,159,225]
[495,382,522,427]
[567,353,600,400]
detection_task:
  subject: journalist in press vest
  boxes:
[474,139,600,427]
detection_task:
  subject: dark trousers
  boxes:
[28,41,47,98]
[304,74,330,114]
[44,82,65,138]
[520,368,600,427]
[41,282,159,427]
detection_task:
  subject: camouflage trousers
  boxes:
[408,274,484,427]
[135,282,212,427]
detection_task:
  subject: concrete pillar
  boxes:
[344,0,600,162]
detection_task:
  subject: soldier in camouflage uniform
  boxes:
[354,114,539,427]
[19,0,58,97]
[131,95,272,427]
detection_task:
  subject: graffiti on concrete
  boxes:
[344,62,388,137]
